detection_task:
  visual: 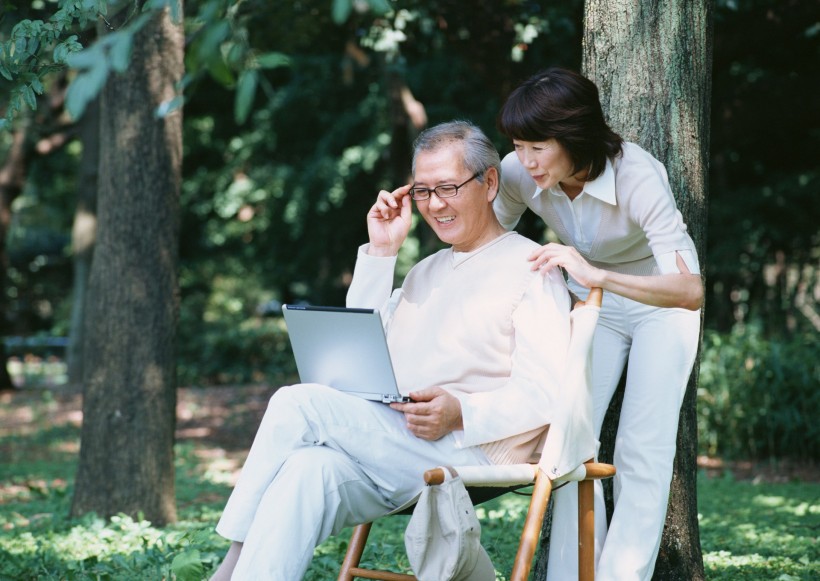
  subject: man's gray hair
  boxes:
[412,120,501,184]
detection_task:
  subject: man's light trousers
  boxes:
[215,383,490,580]
[547,287,701,581]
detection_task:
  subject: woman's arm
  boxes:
[598,252,703,310]
[531,244,704,310]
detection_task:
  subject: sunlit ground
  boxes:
[1,386,817,580]
[7,355,68,389]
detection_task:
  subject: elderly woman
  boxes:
[495,67,703,581]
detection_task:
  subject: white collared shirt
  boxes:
[540,155,617,255]
[497,143,700,276]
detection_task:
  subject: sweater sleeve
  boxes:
[452,267,572,447]
[346,244,403,325]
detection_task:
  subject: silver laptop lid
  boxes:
[281,304,410,403]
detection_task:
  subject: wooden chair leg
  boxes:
[338,522,372,581]
[338,522,418,581]
[510,470,554,581]
[578,479,595,581]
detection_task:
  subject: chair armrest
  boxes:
[424,461,614,487]
[424,464,538,487]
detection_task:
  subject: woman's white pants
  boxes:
[215,383,489,580]
[547,287,701,581]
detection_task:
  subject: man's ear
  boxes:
[485,166,500,202]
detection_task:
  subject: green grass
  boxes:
[1,392,817,580]
[698,474,818,580]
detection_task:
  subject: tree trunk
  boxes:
[70,3,183,526]
[66,97,99,388]
[580,1,713,578]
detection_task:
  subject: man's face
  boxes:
[412,145,497,253]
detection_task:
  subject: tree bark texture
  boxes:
[580,1,713,578]
[71,3,183,526]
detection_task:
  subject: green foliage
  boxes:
[707,0,819,334]
[170,548,205,581]
[184,0,292,124]
[0,1,96,124]
[63,13,152,119]
[698,330,820,460]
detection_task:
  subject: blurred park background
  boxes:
[1,0,818,579]
[3,0,817,463]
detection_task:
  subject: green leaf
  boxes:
[109,32,133,73]
[197,20,230,61]
[66,44,102,69]
[156,95,184,118]
[65,61,108,120]
[170,549,204,581]
[255,52,290,70]
[14,36,28,58]
[234,69,258,124]
[368,0,392,14]
[0,63,12,81]
[22,84,37,110]
[207,56,234,86]
[331,0,351,25]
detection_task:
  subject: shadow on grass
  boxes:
[698,473,819,580]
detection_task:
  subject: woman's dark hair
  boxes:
[497,67,623,181]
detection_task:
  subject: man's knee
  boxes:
[278,446,386,531]
[279,446,359,486]
[266,384,332,421]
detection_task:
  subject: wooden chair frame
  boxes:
[338,460,615,581]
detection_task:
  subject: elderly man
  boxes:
[210,121,571,580]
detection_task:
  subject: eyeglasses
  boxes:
[409,173,481,201]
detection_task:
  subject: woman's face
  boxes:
[513,139,583,191]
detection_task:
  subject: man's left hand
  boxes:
[390,387,463,441]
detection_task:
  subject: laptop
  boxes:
[281,304,411,403]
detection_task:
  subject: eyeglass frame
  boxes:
[409,172,483,201]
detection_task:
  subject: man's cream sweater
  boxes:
[347,231,571,465]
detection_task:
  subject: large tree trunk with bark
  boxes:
[70,3,183,526]
[581,1,713,578]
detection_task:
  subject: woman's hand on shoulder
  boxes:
[528,243,602,288]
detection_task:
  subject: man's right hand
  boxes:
[366,184,413,257]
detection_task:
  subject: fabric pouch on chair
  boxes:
[404,467,496,581]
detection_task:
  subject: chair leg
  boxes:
[578,479,595,581]
[338,522,372,581]
[510,470,554,581]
